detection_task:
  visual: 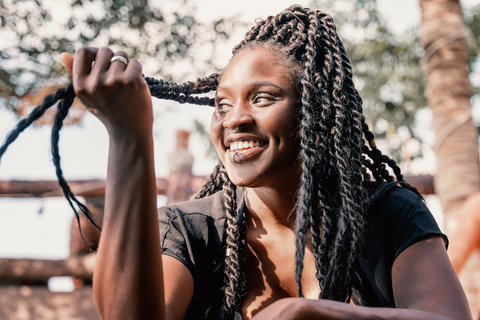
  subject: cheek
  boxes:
[209,112,226,161]
[276,107,301,156]
[272,106,299,142]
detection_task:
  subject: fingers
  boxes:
[72,46,142,98]
[119,59,147,92]
[88,48,130,81]
[90,47,114,75]
[109,51,129,74]
[60,52,74,82]
[72,47,99,79]
[125,59,143,81]
[89,48,129,76]
[68,46,151,135]
[72,47,132,88]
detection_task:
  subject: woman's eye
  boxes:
[216,100,232,113]
[253,95,274,105]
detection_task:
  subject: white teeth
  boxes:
[230,140,263,152]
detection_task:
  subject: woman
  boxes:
[60,5,470,320]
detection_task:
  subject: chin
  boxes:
[225,163,299,190]
[224,165,257,187]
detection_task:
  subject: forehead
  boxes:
[218,48,295,90]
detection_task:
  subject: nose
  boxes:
[223,101,254,132]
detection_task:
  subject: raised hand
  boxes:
[60,48,165,320]
[62,47,153,137]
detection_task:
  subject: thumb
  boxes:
[60,52,74,82]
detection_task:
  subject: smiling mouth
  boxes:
[229,140,265,152]
[227,139,267,164]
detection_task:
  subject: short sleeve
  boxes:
[158,206,195,275]
[381,187,448,261]
[156,193,228,319]
[356,185,449,307]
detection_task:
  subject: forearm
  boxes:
[253,298,465,320]
[93,131,166,320]
[304,299,452,320]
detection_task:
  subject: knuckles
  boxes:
[123,72,146,88]
[76,74,144,99]
[75,47,91,57]
[74,78,90,99]
[98,47,114,56]
[69,47,152,131]
[74,83,88,99]
[72,47,148,111]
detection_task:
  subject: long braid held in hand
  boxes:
[0,84,74,163]
[0,74,220,248]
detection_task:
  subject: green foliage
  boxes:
[0,0,236,114]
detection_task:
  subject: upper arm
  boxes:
[163,254,194,320]
[158,205,195,320]
[392,236,472,320]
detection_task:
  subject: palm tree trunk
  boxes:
[419,0,480,316]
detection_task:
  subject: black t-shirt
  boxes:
[157,184,447,319]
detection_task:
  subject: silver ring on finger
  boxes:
[110,56,128,67]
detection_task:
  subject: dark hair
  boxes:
[193,5,418,317]
[0,5,416,319]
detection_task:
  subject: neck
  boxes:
[244,183,298,230]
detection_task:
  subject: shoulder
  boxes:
[157,191,228,251]
[157,190,231,277]
[379,185,424,211]
[364,182,447,257]
[158,190,227,221]
[364,182,425,218]
[365,182,433,227]
[356,183,447,306]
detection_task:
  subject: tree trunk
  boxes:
[419,0,480,316]
[419,0,480,218]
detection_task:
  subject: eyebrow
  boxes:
[217,81,286,94]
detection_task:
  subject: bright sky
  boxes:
[0,0,478,260]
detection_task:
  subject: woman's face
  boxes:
[210,47,302,188]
